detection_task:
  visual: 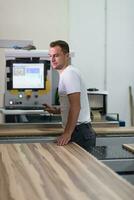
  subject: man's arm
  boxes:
[57,92,80,145]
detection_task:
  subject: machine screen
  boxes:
[12,63,44,89]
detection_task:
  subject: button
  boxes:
[19,94,23,98]
[9,100,13,105]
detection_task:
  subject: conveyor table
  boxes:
[0,124,134,184]
[0,142,133,200]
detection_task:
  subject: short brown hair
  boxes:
[50,40,69,54]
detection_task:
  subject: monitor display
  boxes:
[12,63,45,89]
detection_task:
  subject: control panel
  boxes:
[4,50,58,109]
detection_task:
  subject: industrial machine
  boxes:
[87,90,124,126]
[4,49,58,109]
[87,90,108,121]
[1,49,60,122]
[1,49,120,126]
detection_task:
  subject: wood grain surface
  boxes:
[123,143,134,153]
[0,143,133,200]
[95,126,134,134]
[1,125,134,136]
[0,127,63,136]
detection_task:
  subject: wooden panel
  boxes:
[0,127,63,136]
[0,143,133,200]
[129,86,134,126]
[123,143,134,153]
[92,121,119,128]
[0,125,134,136]
[94,127,134,134]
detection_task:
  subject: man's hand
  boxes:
[56,133,71,146]
[43,103,61,114]
[43,103,56,114]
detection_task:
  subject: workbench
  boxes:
[0,142,133,200]
[0,123,134,185]
[0,123,134,137]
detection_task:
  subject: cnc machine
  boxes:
[3,49,59,122]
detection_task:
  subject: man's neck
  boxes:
[58,63,70,74]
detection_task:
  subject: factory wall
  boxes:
[69,0,134,126]
[0,0,134,126]
[0,0,69,49]
[0,0,69,122]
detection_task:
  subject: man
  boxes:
[44,40,96,151]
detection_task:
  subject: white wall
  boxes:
[107,0,134,126]
[0,0,69,122]
[69,0,105,90]
[0,0,69,49]
[69,0,134,126]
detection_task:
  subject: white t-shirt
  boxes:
[58,65,91,127]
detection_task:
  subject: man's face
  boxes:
[49,46,69,70]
